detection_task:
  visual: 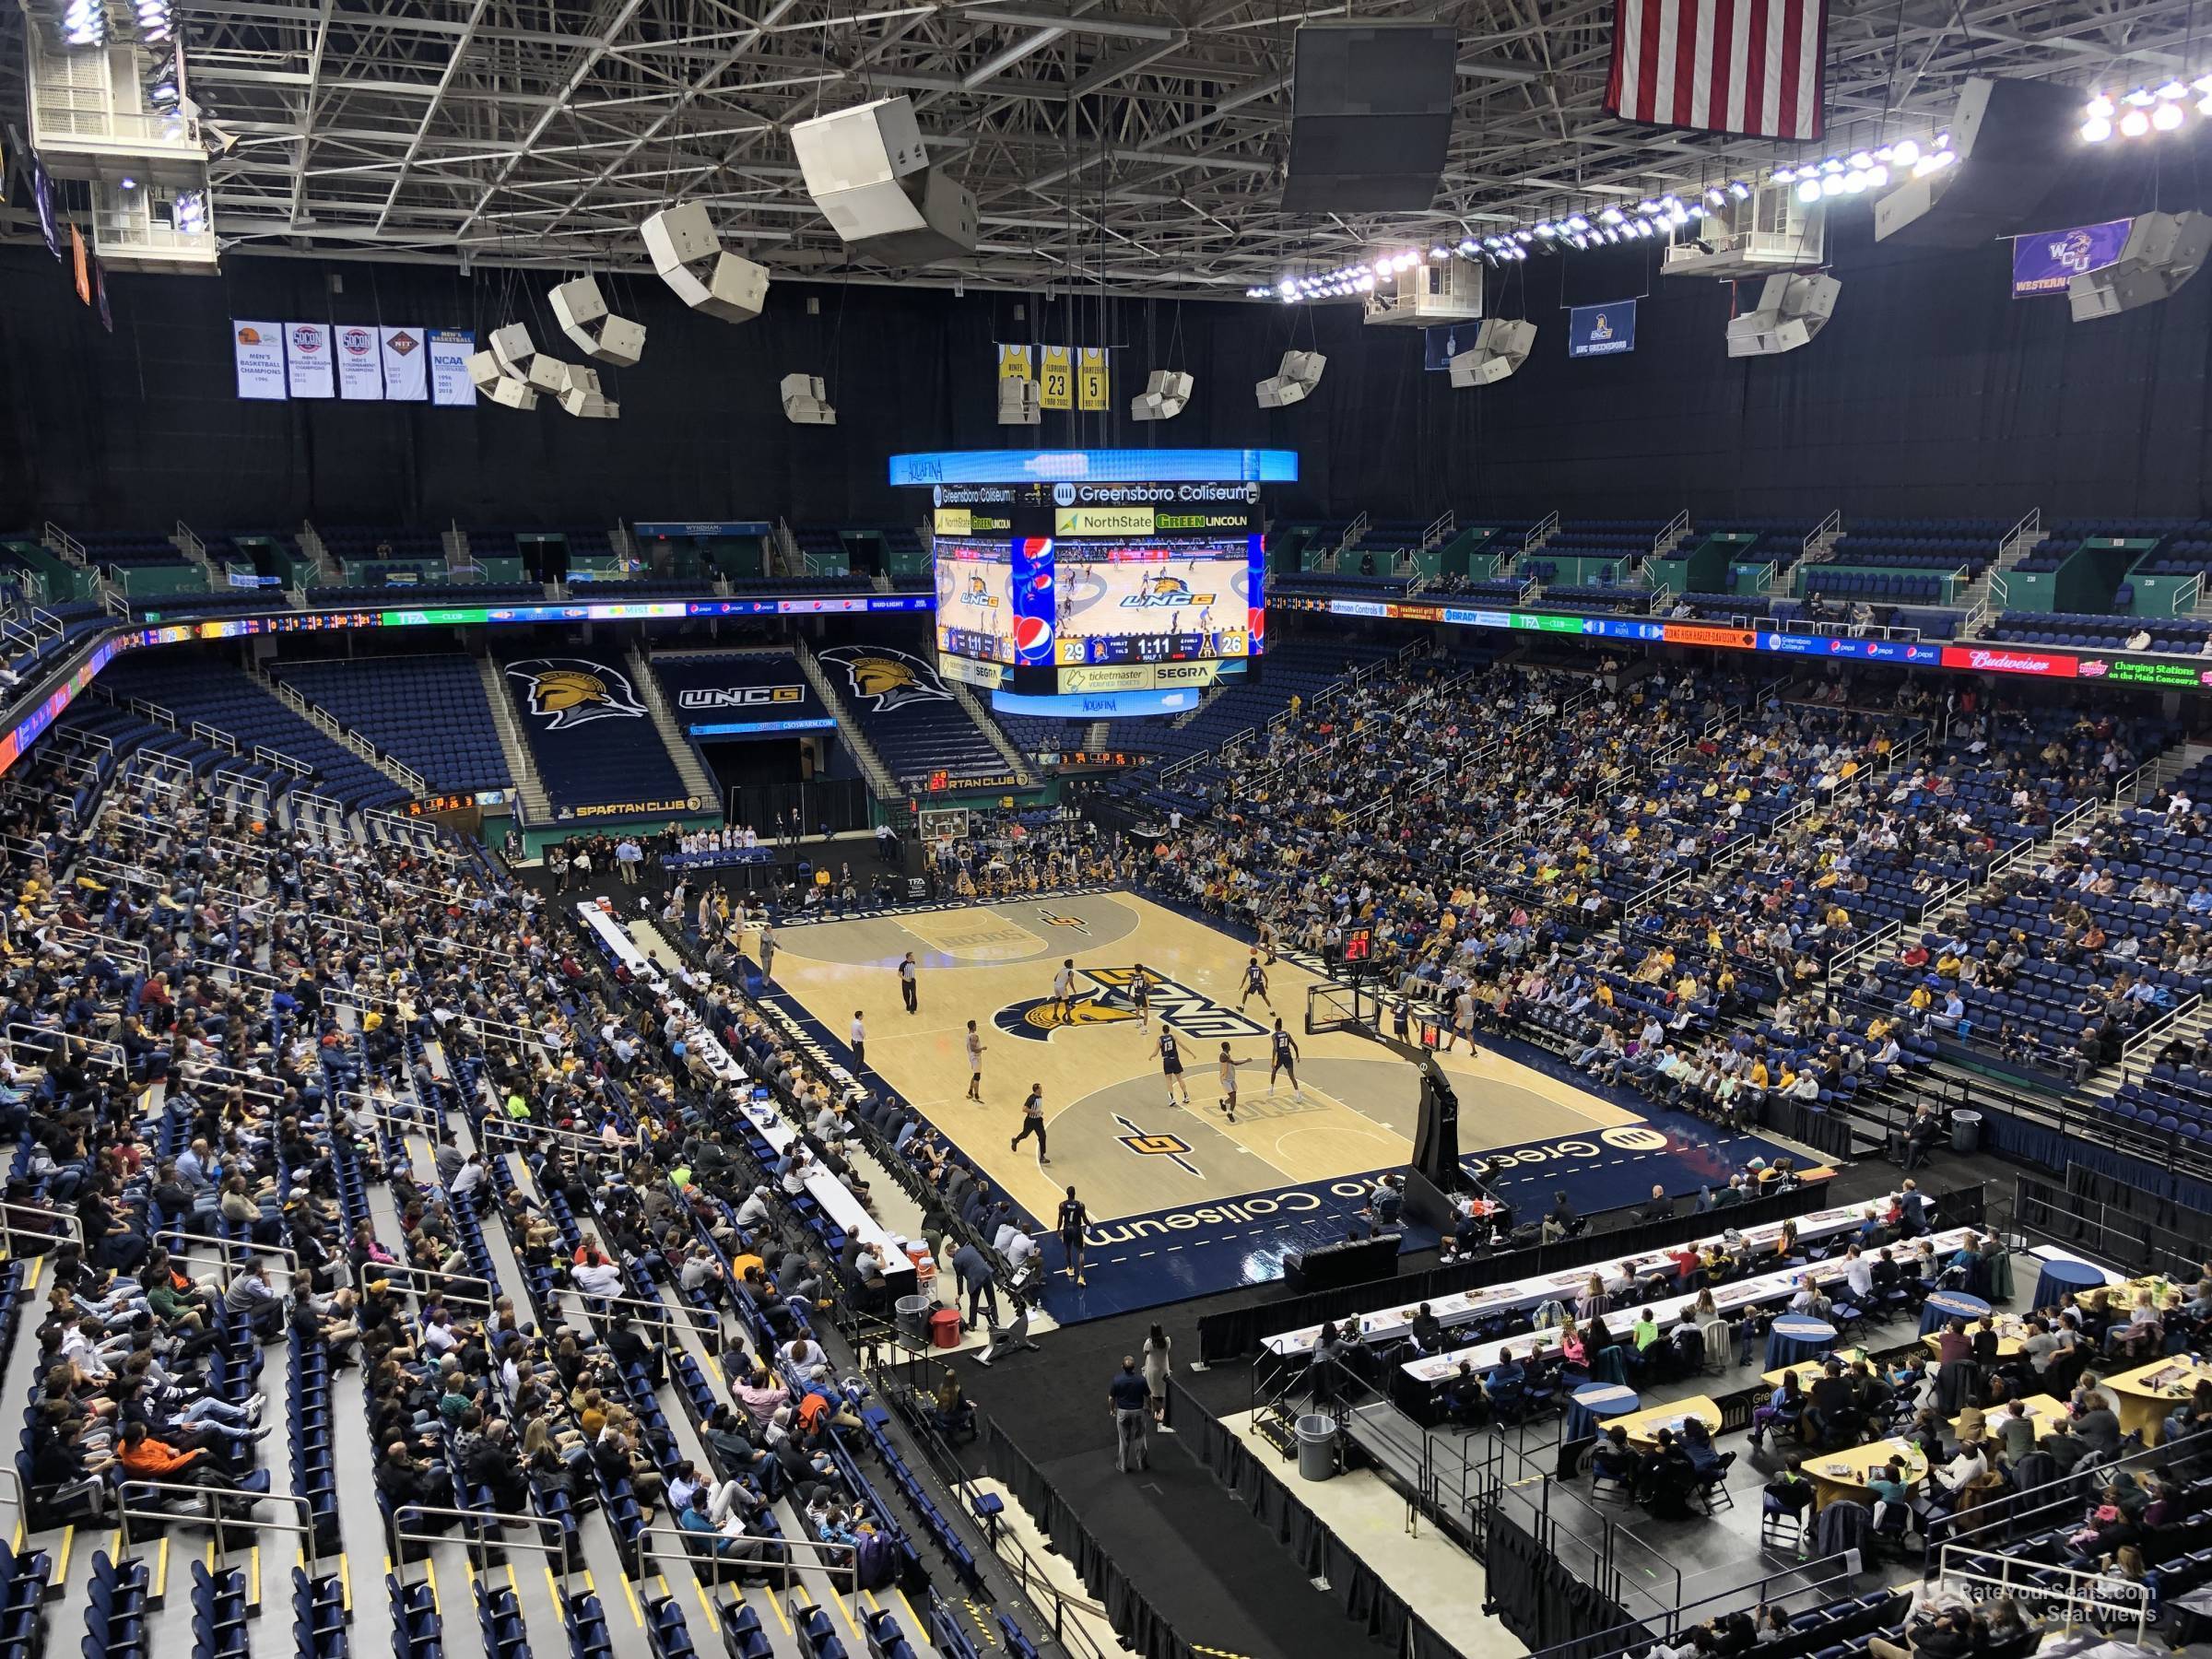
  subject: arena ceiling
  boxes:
[76,0,2212,294]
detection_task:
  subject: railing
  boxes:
[2174,571,2206,617]
[1336,508,1371,560]
[175,521,206,563]
[628,1522,860,1606]
[41,520,86,566]
[190,718,240,755]
[1998,506,2042,567]
[255,744,314,777]
[0,1196,85,1253]
[1421,507,1455,550]
[389,1502,574,1578]
[1524,511,1559,551]
[1934,1547,2148,1640]
[1805,508,1841,556]
[117,1479,324,1571]
[5,1020,125,1073]
[1653,508,1690,555]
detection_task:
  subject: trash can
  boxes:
[1295,1414,1337,1482]
[929,1307,963,1349]
[894,1293,934,1347]
[1951,1110,1982,1155]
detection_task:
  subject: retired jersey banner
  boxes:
[1569,300,1637,357]
[996,343,1032,382]
[380,326,429,400]
[233,321,288,400]
[2011,219,2133,297]
[335,324,383,399]
[1077,347,1110,410]
[428,329,477,406]
[286,323,335,398]
[1039,345,1073,410]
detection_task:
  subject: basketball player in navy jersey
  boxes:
[1238,952,1272,1012]
[1158,1027,1192,1109]
[1268,1017,1303,1101]
[1129,963,1153,1031]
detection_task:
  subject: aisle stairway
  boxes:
[627,644,722,806]
[477,654,552,821]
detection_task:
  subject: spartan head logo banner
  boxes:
[505,657,648,730]
[819,644,953,713]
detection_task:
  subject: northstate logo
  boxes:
[819,644,952,713]
[505,657,647,730]
[993,967,1269,1042]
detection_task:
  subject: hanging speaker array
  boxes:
[548,275,645,366]
[641,201,771,323]
[781,373,836,426]
[1130,370,1193,421]
[1448,320,1536,387]
[1256,350,1326,408]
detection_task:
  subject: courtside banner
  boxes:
[1570,300,1637,357]
[650,655,834,734]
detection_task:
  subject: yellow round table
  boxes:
[1805,1438,1926,1511]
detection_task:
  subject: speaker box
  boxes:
[1725,272,1840,357]
[1873,77,2078,247]
[549,275,645,367]
[2069,210,2212,321]
[1447,318,1536,387]
[1255,349,1326,408]
[640,202,770,324]
[1129,369,1192,421]
[791,96,979,265]
[1281,22,1457,213]
[996,377,1041,426]
[781,372,836,426]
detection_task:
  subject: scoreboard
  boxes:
[907,453,1284,699]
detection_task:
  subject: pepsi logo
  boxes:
[1013,616,1053,658]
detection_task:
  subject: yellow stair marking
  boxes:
[618,1572,644,1628]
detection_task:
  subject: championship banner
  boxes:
[1570,300,1636,357]
[233,321,288,400]
[996,343,1032,382]
[428,329,477,406]
[94,259,111,334]
[335,324,383,400]
[380,326,429,400]
[1077,347,1110,410]
[2011,219,2133,298]
[1039,345,1073,410]
[69,225,90,304]
[286,323,335,398]
[650,654,834,735]
[31,157,59,259]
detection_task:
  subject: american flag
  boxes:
[1605,0,1830,142]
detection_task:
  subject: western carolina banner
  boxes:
[381,326,429,400]
[1606,0,1830,141]
[285,323,335,398]
[651,655,834,736]
[335,324,383,400]
[233,321,288,400]
[1570,300,1637,358]
[2012,219,2133,297]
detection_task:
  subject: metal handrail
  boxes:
[116,1478,324,1570]
[0,1197,85,1251]
[349,1259,498,1310]
[4,1020,126,1072]
[630,1520,861,1604]
[1935,1544,2147,1640]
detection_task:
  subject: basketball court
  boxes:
[746,890,1806,1318]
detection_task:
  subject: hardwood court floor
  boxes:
[763,892,1641,1227]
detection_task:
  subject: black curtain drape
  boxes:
[982,1422,1194,1659]
[1485,1509,1643,1657]
[1196,1178,1988,1364]
[1163,1376,1463,1659]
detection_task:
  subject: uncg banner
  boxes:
[1569,300,1636,358]
[651,655,834,736]
[2012,218,2133,297]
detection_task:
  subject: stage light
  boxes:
[1796,178,1822,205]
[1847,151,1873,171]
[2083,116,2114,142]
[1515,229,1535,242]
[2201,92,2212,118]
[1600,206,1625,225]
[2155,100,2186,131]
[1430,245,1450,260]
[1867,164,1890,187]
[1355,273,1373,291]
[1567,215,1591,232]
[1705,187,1726,207]
[2121,109,2151,136]
[1821,172,1847,197]
[2086,95,2115,120]
[119,176,136,190]
[1277,277,1298,298]
[1534,224,1555,240]
[1637,199,1660,216]
[1843,169,1868,193]
[1773,167,1798,183]
[1729,180,1752,199]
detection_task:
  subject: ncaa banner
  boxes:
[380,326,429,400]
[1569,300,1636,358]
[2012,219,2133,297]
[335,324,383,400]
[286,323,336,397]
[1039,345,1073,410]
[1077,347,1110,410]
[995,343,1032,382]
[233,321,288,400]
[428,329,477,406]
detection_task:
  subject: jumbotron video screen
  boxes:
[929,478,1267,697]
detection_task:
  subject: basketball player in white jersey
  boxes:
[965,1019,986,1102]
[1256,918,1278,966]
[1443,985,1476,1053]
[1050,958,1076,1018]
[1216,1042,1252,1123]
